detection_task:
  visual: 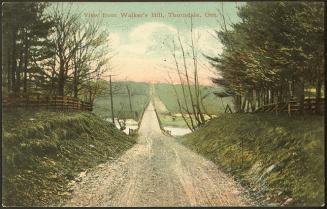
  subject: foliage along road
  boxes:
[63,101,254,206]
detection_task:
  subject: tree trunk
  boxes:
[270,90,274,104]
[252,89,256,111]
[265,89,269,104]
[23,35,29,93]
[177,34,200,125]
[11,29,17,94]
[57,58,65,96]
[16,52,23,94]
[168,77,194,131]
[295,80,305,113]
[241,96,247,112]
[257,90,261,108]
[73,67,78,98]
[73,47,79,98]
[190,21,205,124]
[7,45,11,93]
[234,95,242,113]
[246,99,250,112]
[262,90,266,106]
[58,78,65,96]
[50,55,56,95]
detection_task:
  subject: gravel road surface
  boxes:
[64,102,253,206]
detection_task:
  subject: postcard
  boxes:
[2,1,325,207]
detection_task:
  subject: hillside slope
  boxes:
[93,81,150,120]
[2,110,135,206]
[154,83,233,114]
[180,113,324,206]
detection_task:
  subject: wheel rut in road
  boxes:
[64,102,254,206]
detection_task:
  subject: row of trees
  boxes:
[2,2,110,104]
[208,2,324,113]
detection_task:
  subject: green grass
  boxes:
[2,109,136,206]
[93,81,150,120]
[180,113,324,206]
[158,113,218,128]
[154,83,233,128]
[93,81,232,128]
[154,83,233,115]
[158,114,192,128]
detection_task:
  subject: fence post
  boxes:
[4,94,94,112]
[66,97,69,111]
[65,97,67,111]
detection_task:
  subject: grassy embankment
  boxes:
[154,83,233,127]
[93,81,150,121]
[180,113,324,206]
[2,110,136,206]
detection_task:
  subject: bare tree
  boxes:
[50,4,80,96]
[169,39,196,130]
[70,20,110,99]
[116,102,127,131]
[164,18,208,131]
[176,31,201,125]
[167,72,194,131]
[49,3,110,98]
[189,18,205,124]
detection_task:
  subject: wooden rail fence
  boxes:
[253,98,324,115]
[3,94,92,111]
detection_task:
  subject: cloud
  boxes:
[112,22,222,58]
[129,22,177,41]
[109,22,221,85]
[194,27,223,56]
[119,22,178,56]
[108,32,120,49]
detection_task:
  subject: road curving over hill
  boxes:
[64,102,254,207]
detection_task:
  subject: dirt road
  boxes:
[64,102,253,206]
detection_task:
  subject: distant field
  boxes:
[93,81,150,121]
[154,83,233,128]
[154,83,233,115]
[93,81,233,127]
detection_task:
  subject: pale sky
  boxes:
[49,2,243,86]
